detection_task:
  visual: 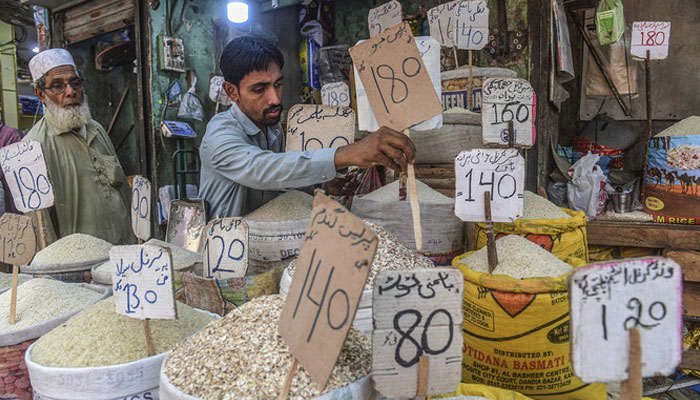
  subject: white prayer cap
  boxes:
[29,48,77,81]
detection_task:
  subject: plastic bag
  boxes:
[567,152,608,220]
[596,0,624,45]
[208,76,232,106]
[178,76,204,121]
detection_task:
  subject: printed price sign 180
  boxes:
[455,149,524,222]
[110,244,177,320]
[372,268,463,398]
[321,82,351,107]
[279,193,378,387]
[285,104,355,152]
[202,217,248,279]
[569,257,682,382]
[631,21,671,60]
[0,140,54,213]
[481,78,536,148]
[131,175,151,241]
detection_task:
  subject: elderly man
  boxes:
[200,36,416,217]
[23,48,134,245]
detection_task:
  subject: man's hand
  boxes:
[334,126,416,173]
[324,173,359,196]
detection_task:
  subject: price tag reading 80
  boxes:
[321,82,351,107]
[454,149,524,222]
[372,268,464,398]
[0,140,55,213]
[569,257,682,382]
[131,175,151,241]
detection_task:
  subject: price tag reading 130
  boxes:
[569,257,682,382]
[0,140,54,213]
[202,217,248,279]
[455,149,524,222]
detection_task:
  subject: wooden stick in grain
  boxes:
[9,265,19,324]
[416,355,429,398]
[484,191,498,273]
[36,211,46,249]
[620,327,642,400]
[403,129,423,251]
[143,318,155,356]
[278,358,299,400]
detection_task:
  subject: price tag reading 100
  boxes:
[0,140,54,213]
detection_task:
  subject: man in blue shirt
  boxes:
[199,36,416,217]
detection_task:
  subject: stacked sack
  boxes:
[22,234,112,282]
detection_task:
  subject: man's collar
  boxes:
[229,102,281,137]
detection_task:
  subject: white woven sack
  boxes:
[159,357,377,400]
[0,273,32,293]
[26,309,219,400]
[0,283,110,346]
[22,258,109,274]
[246,218,309,262]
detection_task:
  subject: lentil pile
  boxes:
[31,233,112,265]
[245,191,314,221]
[288,221,434,290]
[520,191,569,220]
[165,295,370,399]
[0,272,30,288]
[0,279,101,333]
[362,179,453,204]
[31,297,216,367]
[464,235,573,278]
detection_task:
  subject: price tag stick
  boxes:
[641,49,653,202]
[404,129,423,251]
[36,211,46,249]
[278,358,299,400]
[399,173,407,201]
[508,120,515,149]
[9,265,19,324]
[143,318,155,356]
[620,327,642,400]
[484,191,498,273]
[468,50,473,110]
[416,355,429,398]
[452,46,459,68]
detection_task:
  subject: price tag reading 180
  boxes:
[202,217,248,279]
[279,193,378,387]
[0,140,54,213]
[321,82,351,107]
[455,149,524,222]
[481,78,536,148]
[285,104,355,152]
[372,268,463,398]
[631,21,671,60]
[569,257,682,382]
[131,175,151,241]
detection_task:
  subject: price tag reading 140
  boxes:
[455,149,524,222]
[569,257,682,382]
[372,268,463,398]
[202,217,248,279]
[0,140,54,213]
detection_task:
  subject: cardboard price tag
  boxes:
[368,0,402,37]
[285,104,355,152]
[454,0,489,50]
[350,22,442,131]
[631,21,671,60]
[427,1,460,47]
[0,213,35,266]
[0,140,54,212]
[279,192,378,387]
[481,78,536,148]
[569,257,682,382]
[202,217,248,279]
[110,244,177,320]
[131,175,151,241]
[455,149,524,222]
[321,82,351,107]
[372,268,463,398]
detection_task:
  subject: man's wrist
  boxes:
[334,145,352,170]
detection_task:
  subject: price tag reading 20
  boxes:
[569,257,682,382]
[481,78,536,148]
[372,268,463,398]
[202,217,248,279]
[285,104,355,152]
[279,193,378,387]
[349,22,443,131]
[455,149,524,222]
[0,140,54,213]
[110,244,177,320]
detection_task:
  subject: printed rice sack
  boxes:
[430,383,534,400]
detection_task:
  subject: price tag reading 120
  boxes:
[202,217,248,279]
[285,104,355,152]
[455,149,524,222]
[131,175,151,241]
[569,257,682,382]
[0,213,36,266]
[0,140,54,213]
[279,193,378,387]
[110,244,177,320]
[372,268,463,398]
[481,78,536,148]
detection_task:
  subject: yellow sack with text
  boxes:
[430,383,533,399]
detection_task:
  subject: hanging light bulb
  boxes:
[227,2,249,23]
[32,46,40,53]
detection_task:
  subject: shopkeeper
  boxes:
[199,36,416,217]
[24,49,135,245]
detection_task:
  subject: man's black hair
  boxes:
[220,36,284,87]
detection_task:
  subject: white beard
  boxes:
[44,96,92,132]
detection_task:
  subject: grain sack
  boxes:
[441,67,517,112]
[452,236,604,400]
[245,191,313,262]
[161,295,376,400]
[643,116,700,224]
[22,234,112,282]
[281,221,433,334]
[475,191,589,263]
[26,298,217,400]
[430,383,534,400]
[0,280,108,400]
[0,272,31,292]
[352,179,464,265]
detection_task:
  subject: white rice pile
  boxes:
[463,235,573,278]
[0,279,102,333]
[31,233,112,265]
[0,272,31,288]
[245,191,314,221]
[520,191,569,220]
[657,116,700,136]
[362,179,452,204]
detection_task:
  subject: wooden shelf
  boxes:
[587,221,700,250]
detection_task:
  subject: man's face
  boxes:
[223,63,283,128]
[34,65,84,108]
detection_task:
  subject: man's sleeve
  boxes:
[205,124,338,191]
